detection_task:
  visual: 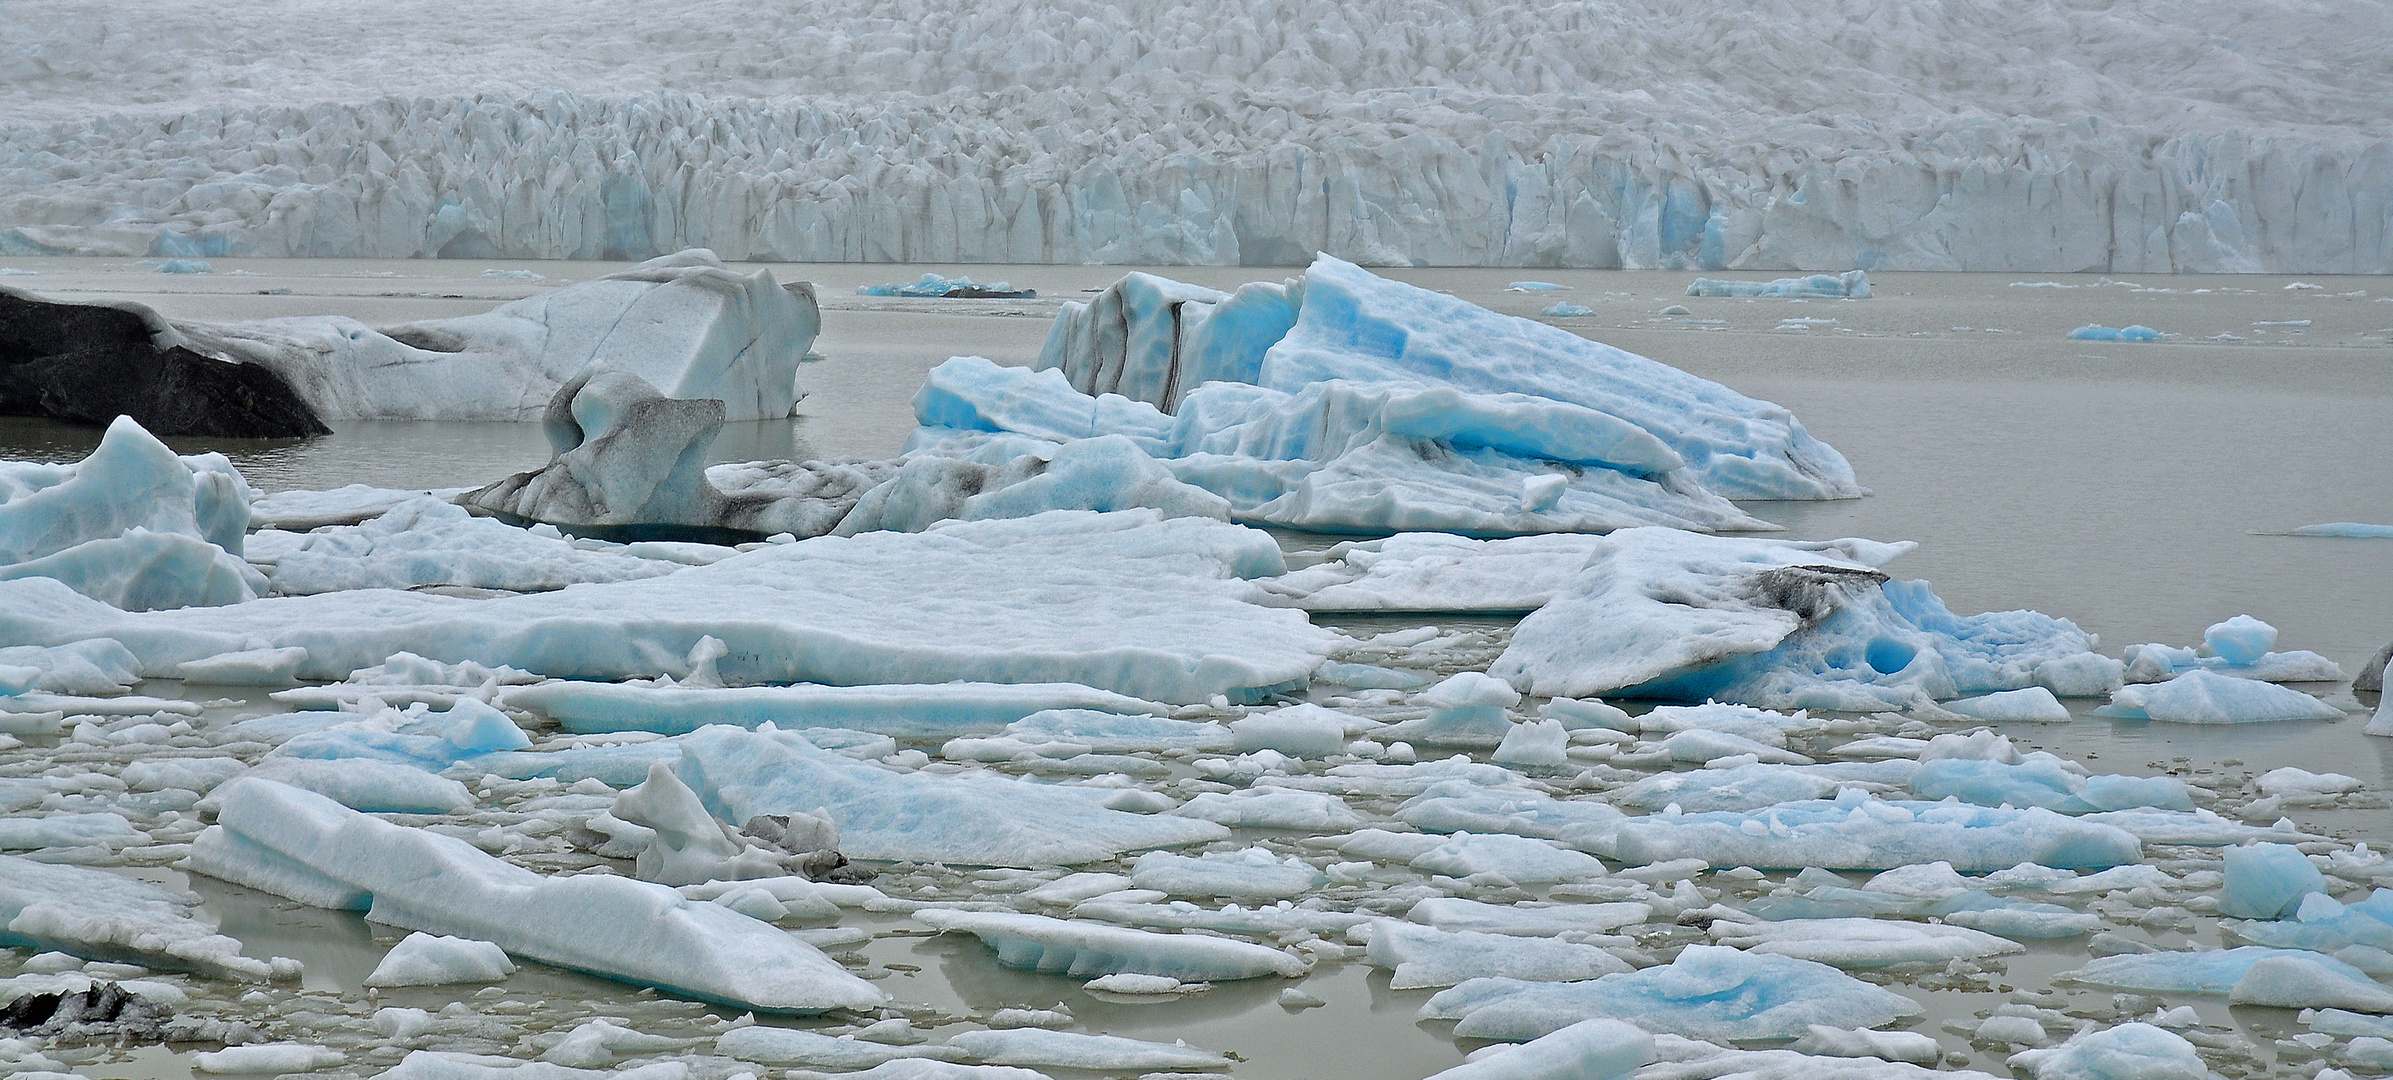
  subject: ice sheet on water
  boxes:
[1605,791,2143,871]
[672,725,1226,866]
[914,909,1307,980]
[1422,944,1920,1041]
[1686,271,1869,298]
[0,854,275,979]
[0,510,1333,705]
[189,778,884,1011]
[504,680,1170,737]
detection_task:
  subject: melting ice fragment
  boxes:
[1422,944,1920,1041]
[2098,670,2344,722]
[1420,1017,1653,1080]
[913,909,1307,981]
[0,854,278,980]
[1606,791,2143,871]
[185,778,886,1012]
[1685,271,1870,298]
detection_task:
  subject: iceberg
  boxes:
[2063,946,2379,997]
[671,725,1228,866]
[363,933,516,987]
[1129,848,1321,900]
[1365,920,1632,989]
[508,680,1169,737]
[2098,670,2345,722]
[186,778,887,1012]
[1606,791,2144,871]
[943,1029,1225,1071]
[1489,527,2107,709]
[914,256,1860,537]
[2008,1024,2207,1080]
[913,909,1307,980]
[858,273,1034,299]
[1707,916,2024,968]
[1422,945,1921,1041]
[2291,523,2393,539]
[2220,841,2328,919]
[0,854,278,980]
[0,510,1333,705]
[0,416,264,610]
[177,250,819,422]
[1686,271,1869,298]
[2065,325,2162,341]
[1421,1018,1652,1080]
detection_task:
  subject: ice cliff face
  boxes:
[3,0,2389,271]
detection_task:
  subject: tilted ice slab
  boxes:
[1490,526,2114,709]
[1604,791,2144,872]
[1422,944,1921,1042]
[505,680,1170,736]
[0,416,262,610]
[0,510,1333,705]
[914,909,1307,981]
[0,854,275,979]
[174,250,818,422]
[186,778,886,1012]
[672,725,1228,866]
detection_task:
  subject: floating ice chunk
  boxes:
[1491,527,2098,709]
[1540,302,1595,317]
[238,757,474,814]
[0,417,260,609]
[718,1026,964,1068]
[1650,1034,1998,1079]
[1422,1017,1651,1080]
[1493,719,1569,767]
[256,498,682,594]
[1251,533,1607,613]
[2009,1023,2208,1080]
[1544,697,1635,732]
[1423,945,1919,1042]
[188,778,885,1011]
[2120,642,2344,684]
[945,1028,1222,1071]
[1909,757,2191,815]
[674,725,1225,865]
[2204,615,2277,665]
[1130,848,1321,900]
[510,680,1166,738]
[914,909,1305,980]
[1411,833,1608,884]
[378,1052,694,1079]
[1708,917,2023,968]
[1084,972,1200,993]
[537,1019,683,1067]
[1366,920,1630,989]
[1788,1025,1944,1063]
[1397,782,1627,848]
[1608,793,2142,871]
[2227,953,2393,1011]
[365,933,515,987]
[0,640,141,697]
[1406,897,1650,937]
[2258,768,2365,798]
[1385,672,1521,747]
[192,1043,341,1074]
[2099,670,2344,722]
[1610,761,1910,814]
[2066,946,2375,997]
[0,854,273,979]
[1686,272,1869,299]
[2291,523,2393,538]
[2221,842,2327,919]
[858,273,1033,299]
[187,250,817,422]
[1658,728,1812,765]
[1232,704,1365,757]
[1509,282,1573,292]
[610,761,793,886]
[1946,686,2071,722]
[175,647,308,687]
[0,813,139,850]
[2066,325,2162,341]
[147,259,212,274]
[1171,788,1365,831]
[248,485,474,531]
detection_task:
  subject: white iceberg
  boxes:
[186,778,887,1012]
[1365,920,1631,990]
[1422,944,1921,1041]
[364,933,516,987]
[943,1028,1226,1071]
[2008,1023,2209,1080]
[2099,669,2344,723]
[1422,1018,1651,1080]
[177,250,817,422]
[0,417,262,610]
[913,909,1307,980]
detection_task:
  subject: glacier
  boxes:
[1,0,2388,271]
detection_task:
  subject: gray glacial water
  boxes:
[4,257,2389,1080]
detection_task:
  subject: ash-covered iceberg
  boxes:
[174,250,818,422]
[909,256,1857,537]
[0,416,265,610]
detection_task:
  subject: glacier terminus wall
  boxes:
[3,0,2389,272]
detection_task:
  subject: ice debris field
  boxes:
[0,254,2386,1080]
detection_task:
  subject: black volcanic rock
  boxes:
[0,290,329,438]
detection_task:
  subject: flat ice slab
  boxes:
[0,510,1334,705]
[186,778,886,1012]
[0,854,275,979]
[505,680,1168,736]
[1423,944,1920,1042]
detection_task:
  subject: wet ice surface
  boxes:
[1,260,2389,1080]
